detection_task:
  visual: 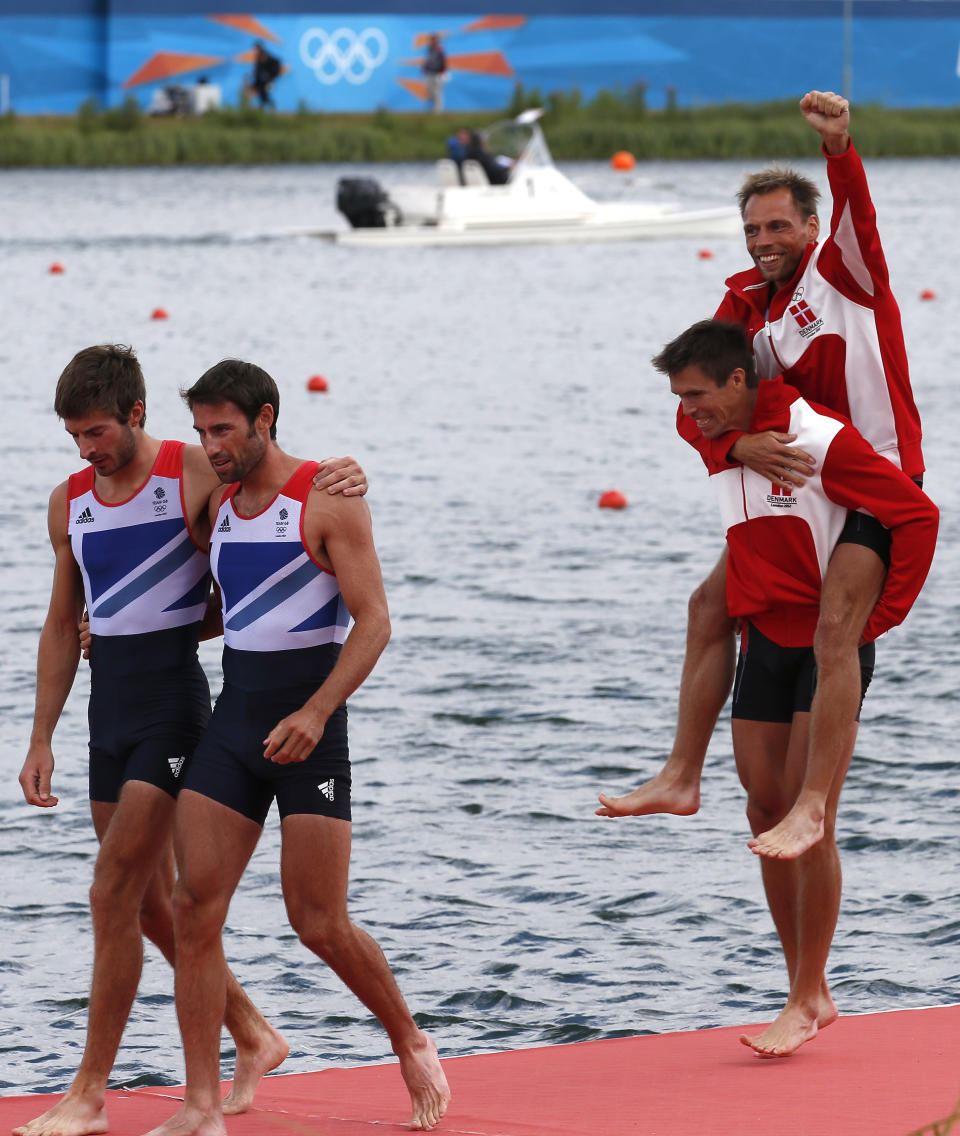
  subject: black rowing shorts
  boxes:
[88,660,211,802]
[181,681,351,825]
[836,476,923,568]
[731,621,875,724]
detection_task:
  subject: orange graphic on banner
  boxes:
[447,51,514,76]
[123,52,224,88]
[209,15,282,43]
[462,16,526,32]
[398,77,429,101]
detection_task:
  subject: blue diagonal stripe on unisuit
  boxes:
[92,536,199,617]
[290,592,349,633]
[225,558,317,632]
[165,571,211,612]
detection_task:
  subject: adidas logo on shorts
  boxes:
[317,779,335,802]
[75,506,95,525]
[168,755,187,779]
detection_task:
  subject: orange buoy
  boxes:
[697,249,714,260]
[49,262,65,274]
[610,150,635,172]
[151,307,168,320]
[307,374,329,392]
[920,289,937,301]
[598,489,628,509]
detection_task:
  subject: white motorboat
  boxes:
[316,110,741,248]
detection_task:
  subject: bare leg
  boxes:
[14,785,175,1136]
[144,790,263,1136]
[749,542,883,859]
[280,813,450,1131]
[137,828,288,1113]
[219,983,288,1115]
[14,784,285,1136]
[735,714,851,1057]
[597,549,734,817]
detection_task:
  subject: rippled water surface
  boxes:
[1,155,958,1094]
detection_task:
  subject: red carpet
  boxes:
[3,1005,959,1135]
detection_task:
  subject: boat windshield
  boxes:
[481,112,554,178]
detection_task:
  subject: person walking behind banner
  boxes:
[144,360,450,1136]
[15,345,364,1136]
[598,92,925,863]
[602,320,937,1058]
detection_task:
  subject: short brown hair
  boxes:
[651,320,758,389]
[54,344,146,427]
[736,166,820,220]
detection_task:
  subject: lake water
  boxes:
[0,155,958,1096]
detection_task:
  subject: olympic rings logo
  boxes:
[299,27,389,85]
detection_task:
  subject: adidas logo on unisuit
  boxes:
[75,506,95,525]
[168,755,187,778]
[217,515,231,533]
[317,779,335,801]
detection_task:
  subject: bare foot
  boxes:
[221,1022,289,1114]
[739,1003,819,1058]
[13,1091,108,1136]
[141,1104,226,1136]
[817,988,839,1030]
[595,768,700,818]
[747,807,824,859]
[396,1032,450,1130]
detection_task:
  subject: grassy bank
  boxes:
[1,89,959,168]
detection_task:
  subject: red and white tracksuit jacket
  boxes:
[694,141,924,481]
[678,378,937,648]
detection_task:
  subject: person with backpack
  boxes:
[250,42,281,109]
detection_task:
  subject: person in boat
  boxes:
[14,345,364,1136]
[446,125,471,179]
[598,90,924,863]
[641,318,936,1058]
[464,129,512,184]
[143,360,450,1136]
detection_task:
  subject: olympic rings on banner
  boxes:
[299,27,389,85]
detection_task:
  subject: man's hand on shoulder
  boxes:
[731,431,816,489]
[313,456,368,497]
[800,90,850,155]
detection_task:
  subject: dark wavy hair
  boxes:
[182,359,280,439]
[54,344,146,427]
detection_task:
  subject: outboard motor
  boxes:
[336,177,398,228]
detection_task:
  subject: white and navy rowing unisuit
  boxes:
[67,438,210,675]
[210,459,351,691]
